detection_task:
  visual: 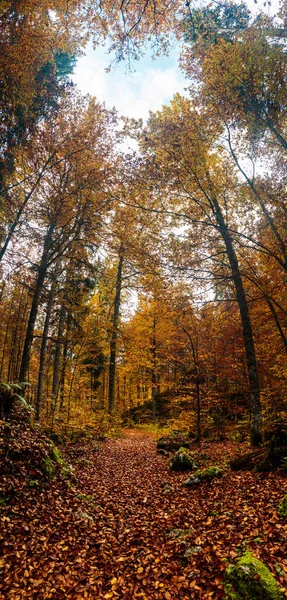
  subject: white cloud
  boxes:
[73,44,187,120]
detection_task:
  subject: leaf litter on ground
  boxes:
[1,424,287,599]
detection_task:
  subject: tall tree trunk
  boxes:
[0,301,13,379]
[59,337,69,411]
[51,303,66,416]
[181,326,201,442]
[35,279,55,420]
[212,196,262,446]
[151,316,157,423]
[8,286,25,381]
[19,223,54,385]
[108,249,124,414]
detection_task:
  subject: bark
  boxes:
[108,249,124,414]
[51,303,66,409]
[8,286,25,381]
[150,316,157,423]
[19,223,55,385]
[212,195,263,446]
[35,280,55,420]
[182,326,201,442]
[0,301,13,379]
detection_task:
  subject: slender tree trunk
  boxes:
[8,286,25,381]
[59,338,69,411]
[181,326,201,442]
[151,316,157,423]
[108,249,124,414]
[19,223,54,385]
[265,297,287,354]
[212,196,262,446]
[15,298,29,381]
[35,280,55,420]
[51,303,66,416]
[0,301,13,379]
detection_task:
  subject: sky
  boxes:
[73,43,187,121]
[73,0,279,121]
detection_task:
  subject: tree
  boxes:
[126,95,263,444]
[108,246,125,413]
[16,95,117,387]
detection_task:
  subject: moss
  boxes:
[76,493,95,503]
[225,551,284,600]
[49,441,74,480]
[182,465,223,486]
[169,447,198,472]
[278,494,287,518]
[43,455,56,480]
[49,441,64,466]
[199,466,223,479]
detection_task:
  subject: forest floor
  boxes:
[1,427,287,599]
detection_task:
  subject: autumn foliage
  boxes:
[1,1,287,598]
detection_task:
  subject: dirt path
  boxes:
[1,429,287,599]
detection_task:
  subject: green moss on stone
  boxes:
[168,447,198,472]
[199,466,223,479]
[49,441,64,465]
[278,494,287,518]
[43,455,56,480]
[48,441,74,480]
[225,551,284,600]
[182,465,223,486]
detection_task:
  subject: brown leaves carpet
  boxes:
[1,429,287,599]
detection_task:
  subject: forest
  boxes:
[1,0,287,598]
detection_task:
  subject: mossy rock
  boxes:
[182,465,223,487]
[49,441,64,466]
[225,551,284,599]
[42,442,74,481]
[278,494,287,518]
[43,455,56,480]
[168,447,198,472]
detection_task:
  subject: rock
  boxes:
[162,485,174,495]
[225,551,284,599]
[184,546,202,557]
[160,480,174,495]
[169,447,199,472]
[75,510,95,524]
[157,431,190,453]
[182,465,223,486]
[167,528,194,540]
[278,494,287,518]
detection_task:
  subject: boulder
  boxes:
[225,551,284,599]
[182,465,223,487]
[168,447,198,472]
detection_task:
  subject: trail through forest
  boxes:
[1,429,287,599]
